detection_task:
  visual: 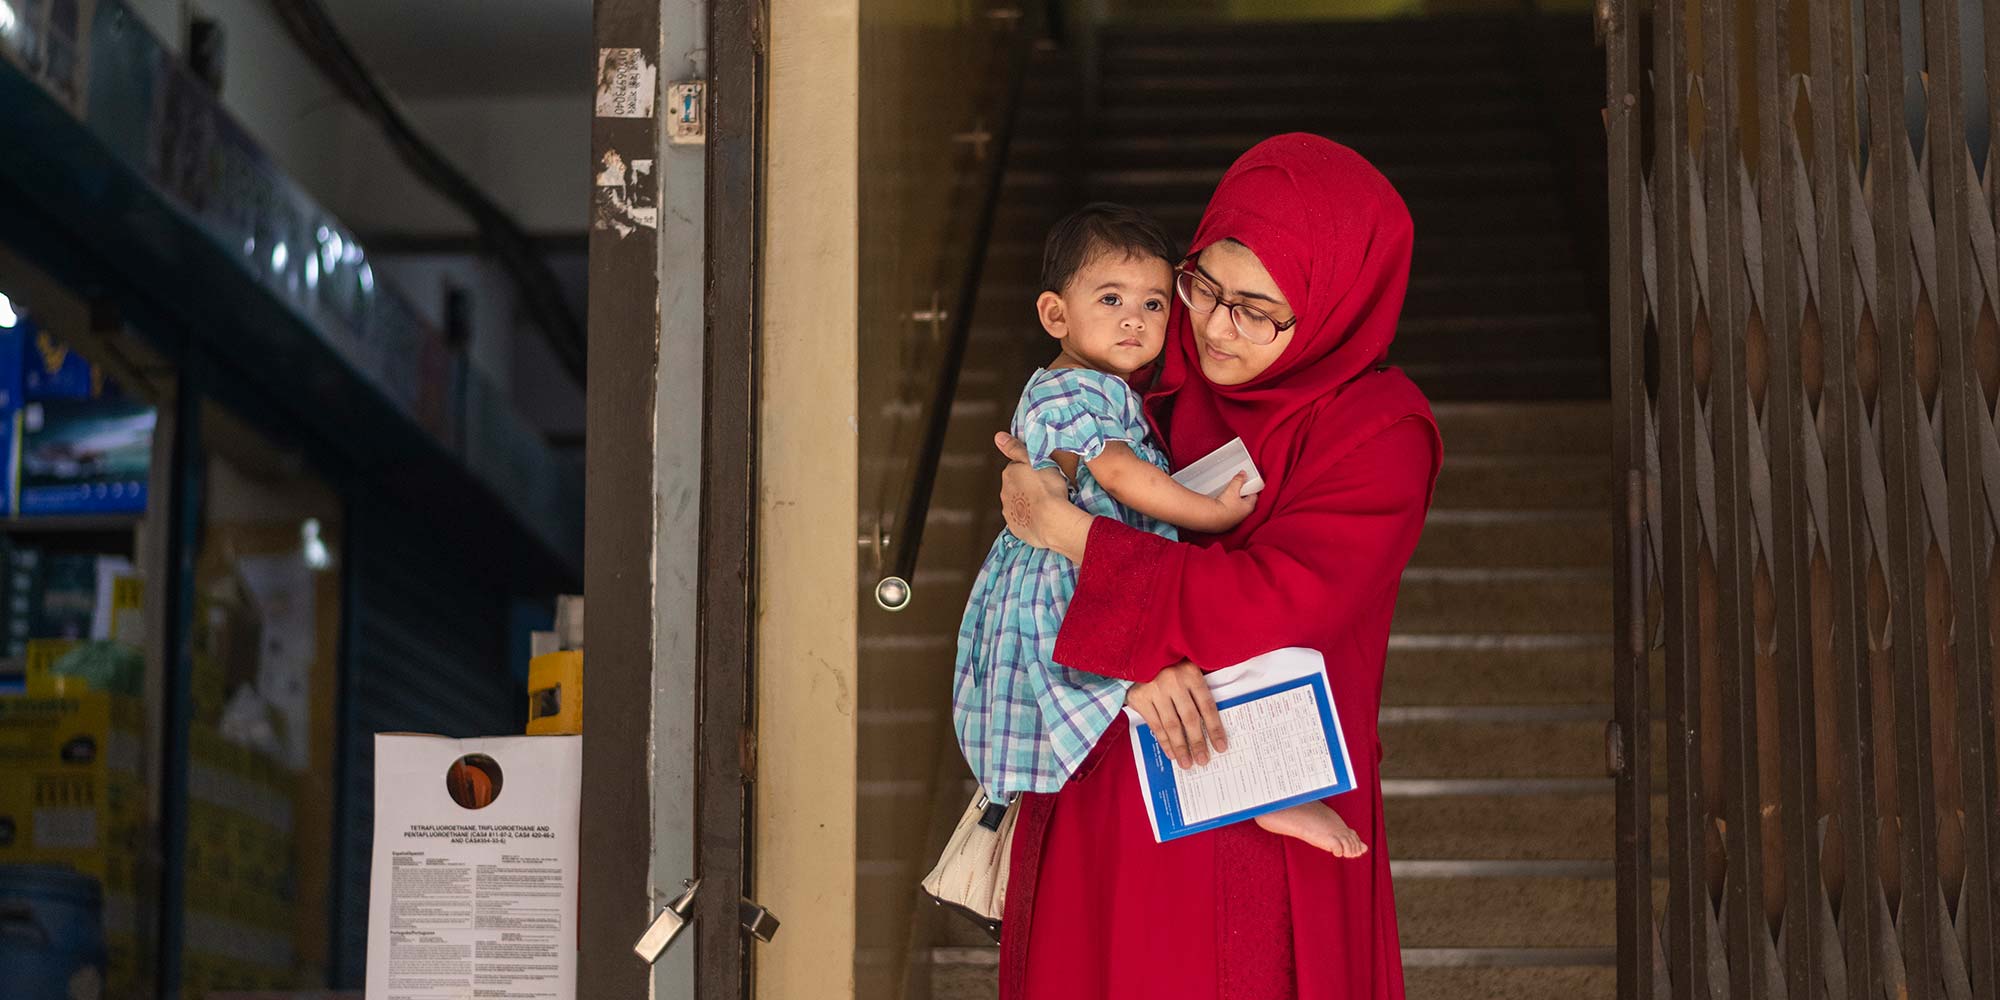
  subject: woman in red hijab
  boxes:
[992,133,1442,999]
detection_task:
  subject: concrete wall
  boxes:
[329,95,591,236]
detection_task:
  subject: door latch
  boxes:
[632,879,782,965]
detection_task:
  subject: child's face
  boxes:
[1036,251,1174,377]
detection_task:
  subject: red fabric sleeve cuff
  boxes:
[1052,517,1173,683]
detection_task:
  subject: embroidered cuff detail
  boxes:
[1052,518,1171,682]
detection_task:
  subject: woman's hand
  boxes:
[996,433,1094,561]
[1125,661,1228,769]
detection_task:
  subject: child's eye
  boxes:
[1099,294,1121,307]
[1144,299,1165,312]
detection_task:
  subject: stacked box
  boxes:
[2,539,41,658]
[22,326,103,401]
[181,726,300,997]
[0,693,154,997]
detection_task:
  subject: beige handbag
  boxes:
[920,790,1019,942]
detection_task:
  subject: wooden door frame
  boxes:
[583,0,764,997]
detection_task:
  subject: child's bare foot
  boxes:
[1255,802,1368,858]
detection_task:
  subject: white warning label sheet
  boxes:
[368,736,582,1000]
[384,850,568,998]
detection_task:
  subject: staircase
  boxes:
[899,14,1618,999]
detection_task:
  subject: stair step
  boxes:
[1394,328,1602,379]
[1024,100,1554,138]
[1410,510,1610,569]
[1383,642,1608,706]
[925,948,1620,1000]
[1097,74,1536,104]
[1396,875,1614,948]
[1404,964,1616,1000]
[1381,716,1606,779]
[1386,792,1615,861]
[1391,568,1610,634]
[1403,273,1595,318]
[1430,401,1611,456]
[1405,363,1608,401]
[1029,129,1552,170]
[1399,311,1597,340]
[1431,455,1611,511]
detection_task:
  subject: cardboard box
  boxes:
[366,734,581,1000]
[0,692,154,997]
[182,727,300,994]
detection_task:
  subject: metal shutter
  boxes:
[330,503,520,987]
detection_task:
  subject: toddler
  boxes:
[952,203,1364,858]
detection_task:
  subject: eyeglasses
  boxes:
[1174,265,1297,346]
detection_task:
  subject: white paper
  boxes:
[367,734,582,1000]
[1170,437,1265,498]
[1170,684,1339,824]
[1125,647,1351,838]
[236,554,316,771]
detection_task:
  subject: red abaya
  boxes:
[1000,135,1443,999]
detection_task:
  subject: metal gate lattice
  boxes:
[1606,1,1999,998]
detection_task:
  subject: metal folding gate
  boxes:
[1605,0,1998,997]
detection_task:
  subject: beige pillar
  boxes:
[755,0,861,996]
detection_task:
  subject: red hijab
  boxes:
[1146,134,1418,539]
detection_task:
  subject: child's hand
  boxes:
[1209,472,1258,529]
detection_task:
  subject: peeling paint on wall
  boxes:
[594,47,656,118]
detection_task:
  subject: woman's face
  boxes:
[1188,240,1297,386]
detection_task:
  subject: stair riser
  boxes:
[1383,646,1609,706]
[1019,130,1553,169]
[1431,460,1612,511]
[1392,328,1604,374]
[1404,965,1616,1000]
[1408,366,1609,402]
[1396,876,1615,949]
[1381,719,1606,780]
[1410,519,1611,569]
[1392,575,1609,634]
[1430,402,1610,456]
[1387,793,1616,861]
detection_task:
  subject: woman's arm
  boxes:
[1032,418,1437,683]
[1082,443,1256,534]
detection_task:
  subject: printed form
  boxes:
[1172,684,1339,824]
[1125,646,1355,840]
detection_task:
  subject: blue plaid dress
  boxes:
[954,367,1175,802]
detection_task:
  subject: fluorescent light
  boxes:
[271,242,288,272]
[0,292,15,329]
[0,1,18,41]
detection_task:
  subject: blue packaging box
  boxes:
[0,323,24,412]
[22,325,103,401]
[17,400,153,516]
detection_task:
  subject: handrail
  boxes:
[873,6,1044,612]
